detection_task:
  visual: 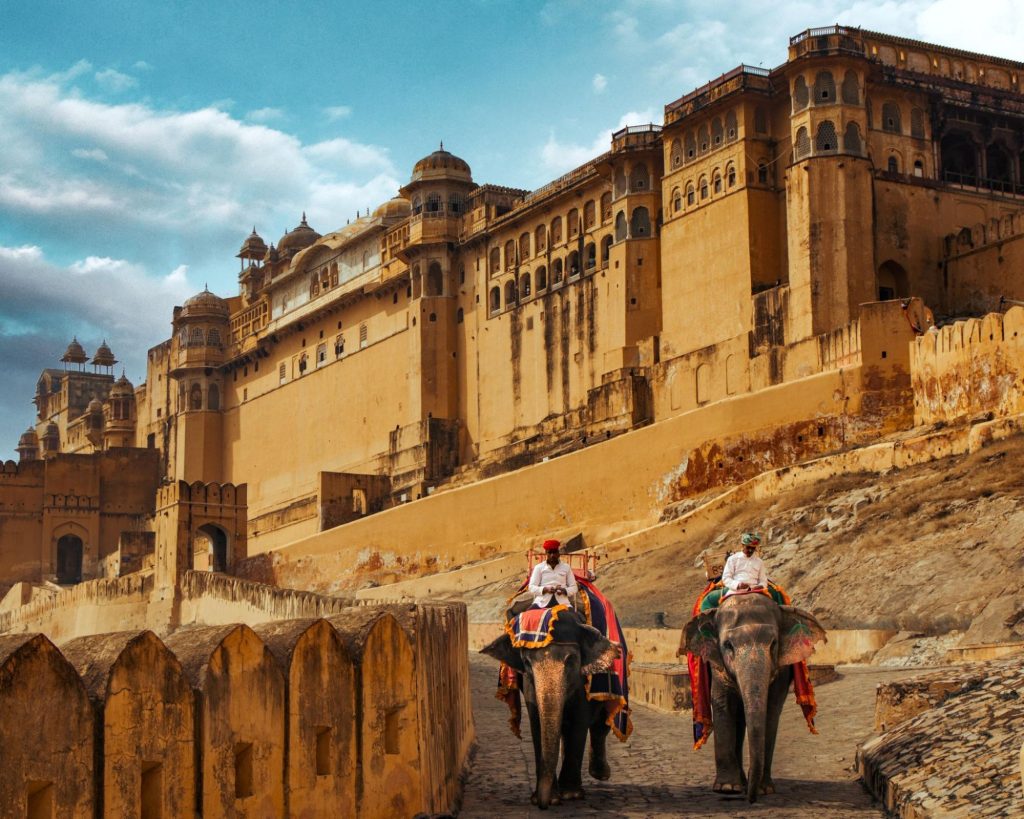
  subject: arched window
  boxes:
[698,125,709,154]
[913,159,925,178]
[614,211,627,241]
[567,250,580,278]
[614,167,627,198]
[711,117,723,147]
[910,108,925,139]
[426,262,443,296]
[815,121,838,153]
[882,102,901,133]
[841,70,859,104]
[550,216,563,245]
[189,383,203,411]
[412,195,422,215]
[757,163,769,184]
[279,362,287,383]
[425,192,442,213]
[456,307,464,323]
[813,71,836,104]
[877,260,909,300]
[504,239,516,269]
[519,232,531,260]
[489,286,501,313]
[686,182,695,204]
[672,187,682,212]
[520,272,532,297]
[685,132,696,161]
[449,193,464,214]
[189,326,204,347]
[535,224,547,253]
[795,126,811,160]
[726,164,736,187]
[536,265,548,290]
[699,176,709,199]
[208,384,220,411]
[207,328,221,347]
[583,200,596,229]
[793,76,809,111]
[987,143,1013,187]
[489,247,500,275]
[552,258,564,283]
[600,235,613,265]
[504,280,517,307]
[713,171,722,194]
[941,132,978,184]
[567,208,580,238]
[584,242,596,271]
[844,122,862,155]
[630,206,651,237]
[600,192,612,222]
[725,110,738,142]
[335,334,345,356]
[670,138,682,167]
[630,162,649,191]
[753,107,767,134]
[887,156,899,174]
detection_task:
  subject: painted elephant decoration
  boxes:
[683,593,826,802]
[481,612,619,809]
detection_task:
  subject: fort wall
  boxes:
[0,605,472,818]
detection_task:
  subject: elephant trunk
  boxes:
[533,666,566,809]
[737,653,770,803]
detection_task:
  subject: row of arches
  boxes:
[669,162,740,213]
[793,70,861,110]
[669,109,744,168]
[873,102,927,139]
[411,191,466,216]
[613,163,651,197]
[178,326,224,349]
[179,382,220,412]
[794,121,865,159]
[490,194,614,273]
[940,130,1023,191]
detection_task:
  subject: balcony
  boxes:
[664,65,773,124]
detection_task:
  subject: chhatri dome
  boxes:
[91,340,117,368]
[410,143,472,184]
[110,373,134,396]
[373,197,412,219]
[237,227,268,260]
[180,287,229,319]
[61,337,88,365]
[277,213,321,255]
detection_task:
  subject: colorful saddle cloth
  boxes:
[496,573,633,741]
[684,580,818,751]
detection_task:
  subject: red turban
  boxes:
[542,539,560,552]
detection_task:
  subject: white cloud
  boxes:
[592,73,608,94]
[133,60,153,71]
[324,105,353,121]
[246,106,285,123]
[94,68,138,93]
[540,110,656,175]
[71,147,108,162]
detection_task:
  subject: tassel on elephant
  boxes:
[683,593,827,802]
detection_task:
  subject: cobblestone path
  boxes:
[460,654,907,818]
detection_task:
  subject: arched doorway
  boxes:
[941,132,978,185]
[877,260,909,301]
[56,534,83,584]
[195,524,229,573]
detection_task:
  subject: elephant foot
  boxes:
[713,780,744,794]
[589,757,611,781]
[760,779,776,795]
[530,790,561,807]
[560,787,586,800]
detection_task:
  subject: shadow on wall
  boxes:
[0,602,472,818]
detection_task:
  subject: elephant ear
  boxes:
[778,606,827,667]
[579,624,619,676]
[682,611,724,669]
[480,633,525,673]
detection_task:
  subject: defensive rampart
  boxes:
[0,603,472,818]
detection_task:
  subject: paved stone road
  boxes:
[460,654,908,818]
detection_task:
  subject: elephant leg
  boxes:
[760,667,792,795]
[526,701,560,806]
[588,706,612,781]
[557,694,590,800]
[711,682,746,794]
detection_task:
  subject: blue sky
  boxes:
[0,0,1020,455]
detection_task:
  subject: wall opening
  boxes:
[27,782,53,819]
[56,534,83,584]
[196,524,229,573]
[234,743,253,799]
[315,727,332,776]
[877,260,909,300]
[384,707,401,755]
[141,762,163,819]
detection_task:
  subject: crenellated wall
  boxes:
[0,603,472,818]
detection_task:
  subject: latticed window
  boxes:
[685,133,696,160]
[713,172,722,194]
[698,125,709,154]
[910,108,925,139]
[699,177,709,199]
[600,193,612,222]
[425,192,442,213]
[725,110,738,142]
[793,76,809,111]
[711,118,723,146]
[726,164,736,187]
[686,183,695,205]
[359,324,368,349]
[841,71,859,104]
[567,208,580,237]
[207,328,221,347]
[672,188,682,212]
[671,138,682,167]
[882,102,901,134]
[279,362,287,384]
[583,201,596,229]
[189,326,204,347]
[794,127,810,160]
[815,121,838,153]
[814,71,836,104]
[844,122,862,155]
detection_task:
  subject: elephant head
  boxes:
[481,613,618,809]
[684,594,826,802]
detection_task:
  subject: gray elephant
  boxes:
[481,612,620,809]
[683,593,826,802]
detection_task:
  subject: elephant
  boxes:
[683,592,826,802]
[481,611,620,809]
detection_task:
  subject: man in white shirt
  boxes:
[722,532,767,597]
[528,539,578,608]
